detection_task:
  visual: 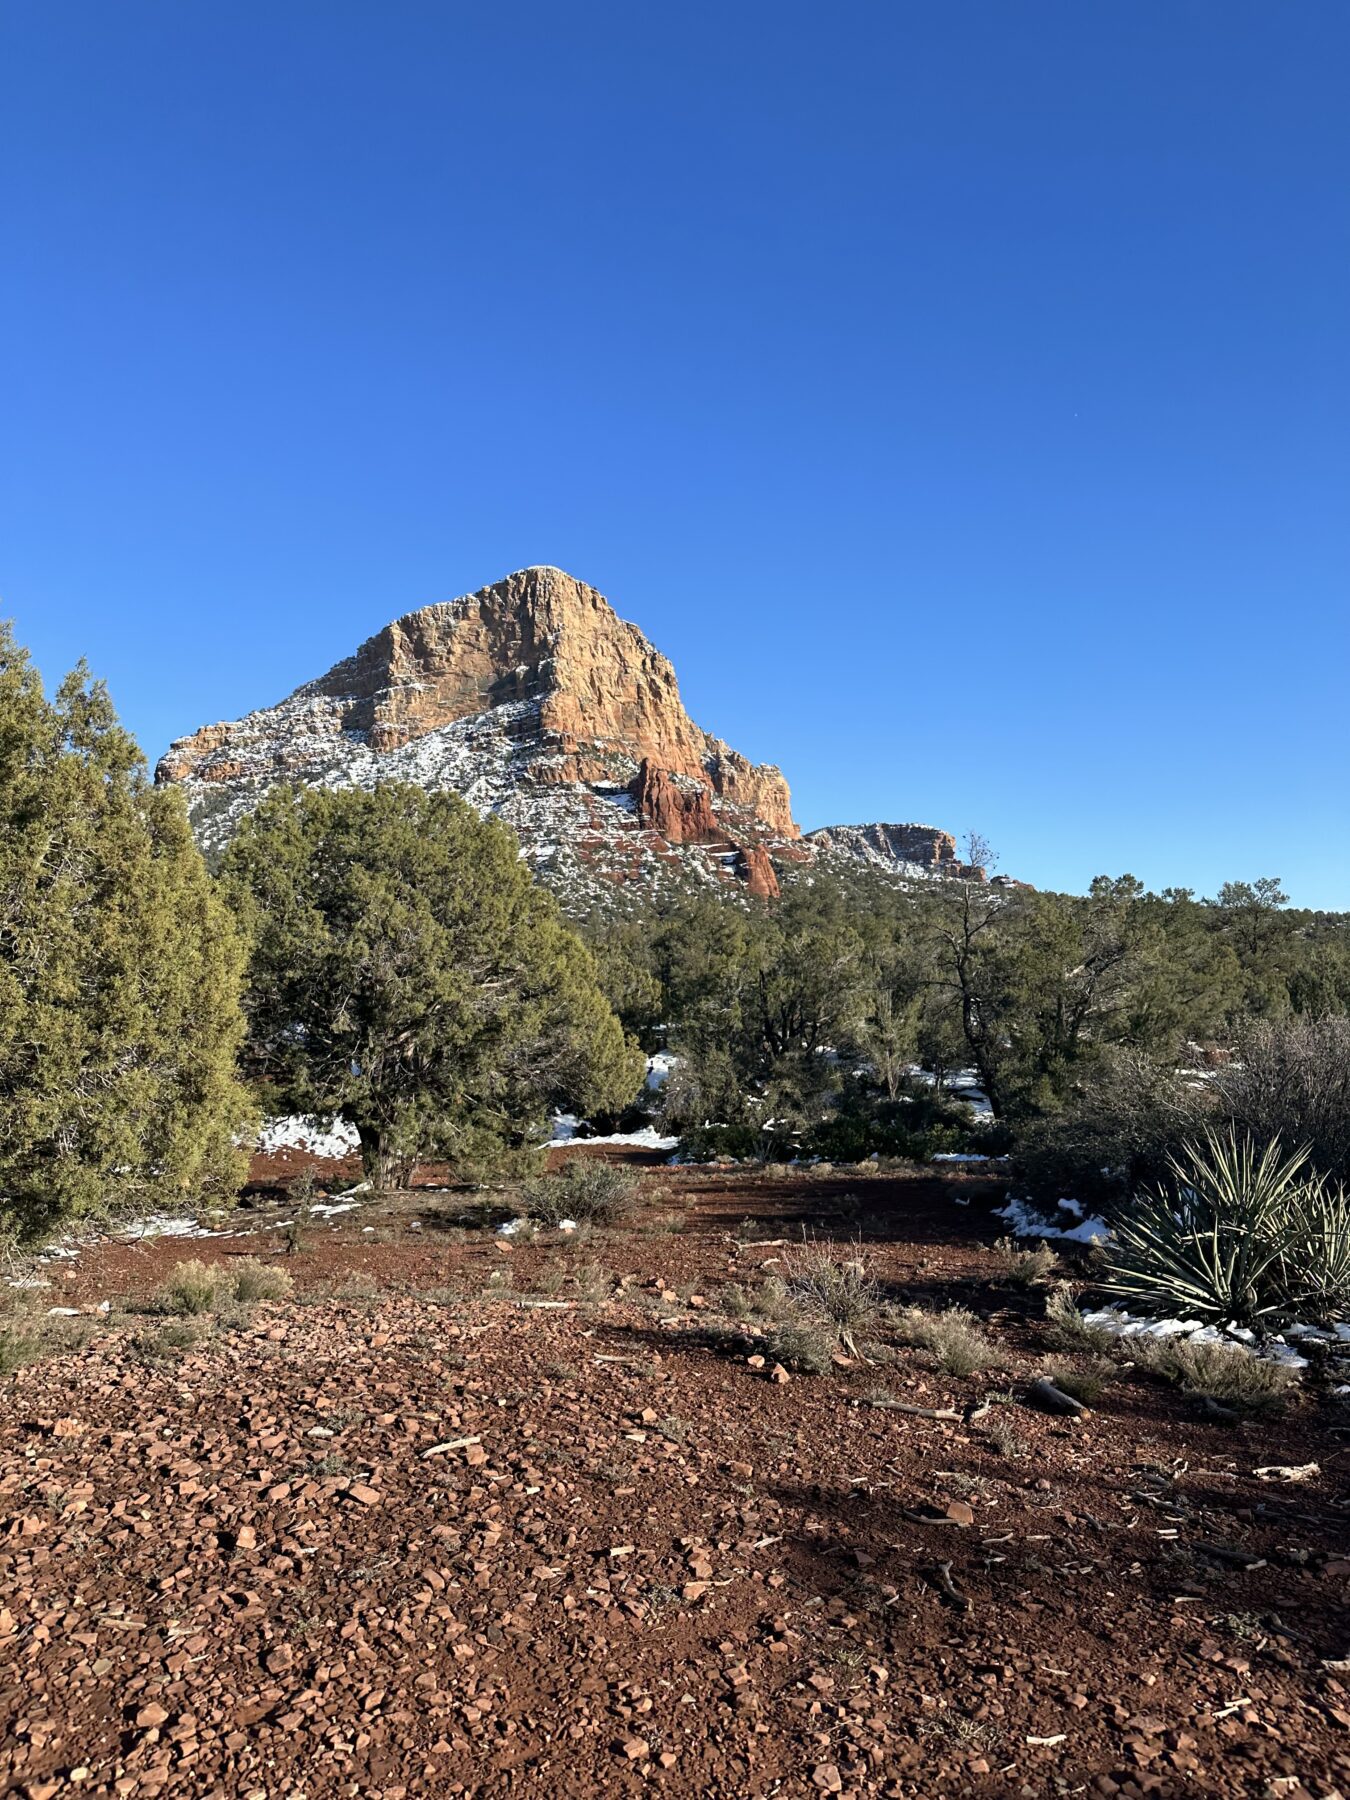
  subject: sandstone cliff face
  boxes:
[735,843,781,900]
[804,822,959,870]
[629,760,720,846]
[159,567,798,908]
[159,566,991,909]
[161,567,796,837]
[804,821,984,880]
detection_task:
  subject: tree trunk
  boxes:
[357,1124,416,1192]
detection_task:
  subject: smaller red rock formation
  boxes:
[630,760,719,846]
[735,843,780,900]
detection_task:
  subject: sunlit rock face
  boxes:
[158,566,797,909]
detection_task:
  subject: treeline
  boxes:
[0,631,639,1243]
[6,623,1348,1247]
[580,868,1350,1180]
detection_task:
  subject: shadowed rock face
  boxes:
[159,566,797,839]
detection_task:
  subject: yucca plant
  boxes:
[1102,1130,1317,1333]
[1283,1173,1350,1322]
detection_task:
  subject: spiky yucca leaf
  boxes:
[1102,1131,1311,1331]
[1284,1174,1350,1321]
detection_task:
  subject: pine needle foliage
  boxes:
[0,628,251,1243]
[220,784,644,1187]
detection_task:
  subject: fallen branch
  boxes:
[933,1560,971,1611]
[1191,1539,1266,1570]
[868,1400,960,1420]
[1025,1378,1087,1417]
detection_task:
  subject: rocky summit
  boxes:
[803,822,984,881]
[158,566,969,907]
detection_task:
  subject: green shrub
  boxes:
[1103,1129,1349,1331]
[676,1122,765,1163]
[0,629,251,1246]
[521,1157,640,1225]
[805,1090,1010,1166]
[220,783,643,1191]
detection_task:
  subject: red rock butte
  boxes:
[160,566,796,836]
[157,566,799,900]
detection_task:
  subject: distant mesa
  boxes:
[804,822,988,882]
[158,566,987,906]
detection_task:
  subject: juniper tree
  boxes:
[0,628,251,1242]
[220,784,645,1187]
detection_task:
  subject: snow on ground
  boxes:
[1079,1306,1310,1370]
[113,1215,231,1242]
[907,1066,995,1124]
[547,1115,678,1151]
[645,1052,677,1090]
[257,1115,362,1159]
[995,1195,1111,1244]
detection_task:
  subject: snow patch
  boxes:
[995,1195,1110,1244]
[548,1120,678,1151]
[257,1115,361,1159]
[1080,1306,1310,1371]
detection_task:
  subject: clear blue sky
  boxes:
[3,3,1347,905]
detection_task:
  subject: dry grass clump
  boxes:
[895,1304,998,1377]
[1132,1334,1294,1409]
[0,1322,39,1377]
[231,1259,294,1304]
[764,1321,834,1375]
[993,1236,1059,1286]
[158,1257,293,1315]
[982,1408,1028,1459]
[522,1159,640,1226]
[159,1259,224,1315]
[1044,1283,1119,1353]
[1043,1354,1116,1404]
[714,1276,801,1324]
[572,1261,610,1303]
[783,1236,882,1357]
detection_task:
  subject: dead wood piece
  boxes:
[1191,1539,1267,1570]
[932,1560,971,1611]
[868,1400,960,1420]
[1025,1377,1087,1417]
[1194,1395,1240,1424]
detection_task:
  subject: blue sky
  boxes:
[3,3,1347,905]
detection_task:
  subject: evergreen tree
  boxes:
[220,784,644,1186]
[0,628,251,1242]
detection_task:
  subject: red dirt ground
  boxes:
[3,1156,1348,1799]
